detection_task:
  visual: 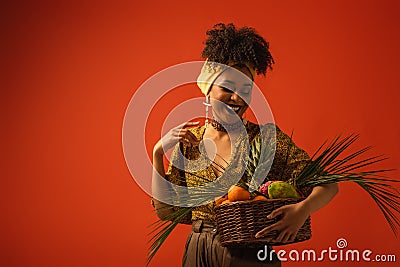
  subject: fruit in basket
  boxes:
[267,181,299,199]
[252,195,268,201]
[259,181,275,195]
[228,185,251,202]
[215,195,228,206]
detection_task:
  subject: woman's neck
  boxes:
[204,123,244,141]
[204,125,229,139]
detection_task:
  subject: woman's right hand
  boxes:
[153,121,200,156]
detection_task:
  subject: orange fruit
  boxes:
[215,195,228,206]
[221,199,231,204]
[228,185,250,202]
[252,195,268,201]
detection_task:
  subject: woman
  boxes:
[152,23,338,267]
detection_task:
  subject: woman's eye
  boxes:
[221,86,234,93]
[238,89,251,95]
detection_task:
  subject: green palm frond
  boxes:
[295,134,400,235]
[246,135,262,178]
[146,205,193,266]
[246,133,276,192]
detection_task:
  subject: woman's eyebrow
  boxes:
[219,80,235,86]
[219,80,252,88]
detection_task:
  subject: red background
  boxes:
[2,0,399,266]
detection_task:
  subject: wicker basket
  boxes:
[214,198,311,247]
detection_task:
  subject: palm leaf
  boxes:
[146,206,193,266]
[295,134,400,235]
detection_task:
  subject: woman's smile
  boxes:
[208,66,253,123]
[227,104,241,113]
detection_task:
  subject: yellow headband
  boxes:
[197,59,256,96]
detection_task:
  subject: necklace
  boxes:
[211,116,246,132]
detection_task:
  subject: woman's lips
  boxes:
[227,104,241,113]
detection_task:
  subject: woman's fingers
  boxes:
[277,231,289,243]
[277,231,296,243]
[182,121,200,128]
[274,231,284,242]
[255,223,279,238]
[173,126,199,146]
[287,233,296,242]
[267,207,284,219]
[256,208,285,238]
[256,204,304,242]
[256,224,297,243]
[176,121,200,130]
[184,130,200,144]
[157,121,200,153]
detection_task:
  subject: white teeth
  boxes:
[228,105,240,112]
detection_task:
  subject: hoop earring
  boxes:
[203,95,212,128]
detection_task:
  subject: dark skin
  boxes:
[152,66,338,242]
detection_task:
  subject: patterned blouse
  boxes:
[158,121,312,223]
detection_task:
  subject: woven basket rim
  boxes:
[215,197,306,209]
[214,197,311,247]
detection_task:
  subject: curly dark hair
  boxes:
[201,23,275,76]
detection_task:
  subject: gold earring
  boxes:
[203,95,212,127]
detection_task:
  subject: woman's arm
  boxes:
[255,183,338,242]
[152,148,176,220]
[151,121,200,220]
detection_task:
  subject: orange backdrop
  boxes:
[2,0,400,266]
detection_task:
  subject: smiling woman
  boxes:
[211,66,253,119]
[150,23,338,267]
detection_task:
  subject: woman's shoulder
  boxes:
[246,120,282,131]
[246,121,283,142]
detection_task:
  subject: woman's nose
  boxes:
[230,92,240,102]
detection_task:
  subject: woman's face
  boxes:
[208,66,253,123]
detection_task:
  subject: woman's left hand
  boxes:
[255,202,310,243]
